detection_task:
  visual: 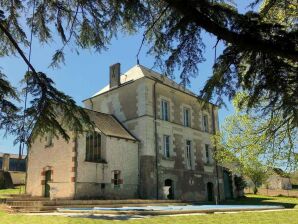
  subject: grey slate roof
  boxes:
[85,109,137,141]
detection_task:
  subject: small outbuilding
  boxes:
[26,110,139,199]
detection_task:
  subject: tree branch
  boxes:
[0,21,37,74]
[163,0,298,61]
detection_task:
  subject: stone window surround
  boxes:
[158,96,174,122]
[112,170,123,189]
[186,140,192,170]
[41,166,53,185]
[180,104,194,129]
[163,135,171,158]
[44,132,54,148]
[202,113,210,133]
[158,128,176,160]
[183,107,191,127]
[161,100,170,121]
[203,143,214,165]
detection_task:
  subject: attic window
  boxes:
[85,132,102,162]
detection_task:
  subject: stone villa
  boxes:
[26,64,235,201]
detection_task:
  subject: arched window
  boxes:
[86,132,102,162]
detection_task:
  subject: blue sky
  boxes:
[0,1,252,154]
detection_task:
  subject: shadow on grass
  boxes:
[222,195,296,208]
[70,214,146,221]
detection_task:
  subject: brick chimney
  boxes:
[109,63,120,88]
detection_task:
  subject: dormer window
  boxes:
[86,132,102,162]
[161,100,169,121]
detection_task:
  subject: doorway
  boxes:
[207,182,214,201]
[44,170,51,197]
[223,170,233,199]
[164,179,174,199]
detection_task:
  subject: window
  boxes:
[112,170,122,188]
[0,158,2,170]
[86,132,102,162]
[163,135,170,158]
[186,140,192,169]
[45,132,53,148]
[203,115,209,132]
[205,144,211,164]
[161,100,169,121]
[183,108,191,127]
[8,158,26,171]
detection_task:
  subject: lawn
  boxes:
[0,186,25,198]
[0,190,298,224]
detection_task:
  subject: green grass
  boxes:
[0,210,298,224]
[225,194,298,209]
[0,193,298,224]
[0,186,25,198]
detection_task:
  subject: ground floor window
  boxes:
[112,170,122,188]
[163,135,170,158]
[86,131,102,162]
[186,140,192,169]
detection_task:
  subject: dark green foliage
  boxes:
[234,176,247,192]
[0,70,19,135]
[22,71,93,144]
[0,0,297,150]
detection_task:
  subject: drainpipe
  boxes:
[153,80,159,199]
[212,105,221,203]
[24,146,29,194]
[73,135,79,199]
[137,141,141,198]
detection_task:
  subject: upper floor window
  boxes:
[86,132,102,162]
[203,115,209,132]
[8,158,26,172]
[183,108,191,127]
[0,158,2,170]
[186,140,192,169]
[163,135,170,158]
[45,132,53,148]
[161,100,169,121]
[205,144,211,164]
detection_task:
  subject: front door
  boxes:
[164,179,174,199]
[44,170,51,197]
[223,170,233,199]
[207,182,214,201]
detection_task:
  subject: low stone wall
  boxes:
[245,188,298,197]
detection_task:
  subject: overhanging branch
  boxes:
[163,0,298,61]
[0,21,37,74]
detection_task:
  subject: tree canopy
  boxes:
[0,0,297,153]
[213,93,297,175]
[213,93,297,192]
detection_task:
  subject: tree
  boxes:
[0,1,297,152]
[213,93,297,193]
